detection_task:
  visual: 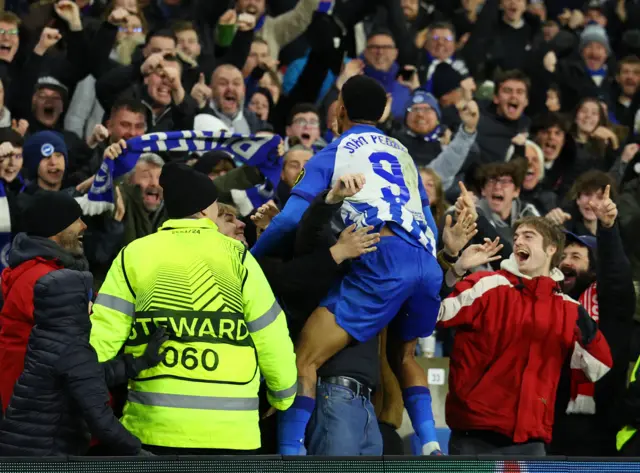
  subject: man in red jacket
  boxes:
[438,216,613,455]
[0,192,87,413]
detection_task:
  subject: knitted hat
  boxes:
[23,131,68,177]
[584,0,604,13]
[405,90,441,120]
[579,24,611,55]
[341,76,388,122]
[160,162,219,219]
[431,63,462,100]
[23,191,82,238]
[34,76,69,102]
[192,150,236,176]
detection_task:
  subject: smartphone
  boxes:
[398,68,415,81]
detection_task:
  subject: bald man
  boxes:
[197,64,265,134]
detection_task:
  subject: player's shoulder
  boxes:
[305,141,338,171]
[335,125,408,155]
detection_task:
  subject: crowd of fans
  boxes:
[0,0,638,459]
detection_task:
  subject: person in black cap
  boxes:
[431,62,463,108]
[549,183,636,457]
[89,161,297,455]
[193,150,237,180]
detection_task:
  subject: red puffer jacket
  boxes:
[0,257,61,411]
[0,233,88,412]
[437,258,613,444]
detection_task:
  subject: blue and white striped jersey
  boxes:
[291,124,437,256]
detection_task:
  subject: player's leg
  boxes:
[387,334,440,455]
[278,306,352,455]
[279,238,408,455]
[388,248,443,455]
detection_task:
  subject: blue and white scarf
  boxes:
[88,131,284,216]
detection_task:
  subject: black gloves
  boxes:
[131,327,169,375]
[144,327,169,366]
[576,305,597,346]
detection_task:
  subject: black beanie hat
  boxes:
[160,162,219,219]
[24,191,82,238]
[341,75,388,122]
[193,150,236,176]
[431,62,462,99]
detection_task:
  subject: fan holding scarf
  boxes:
[87,130,284,217]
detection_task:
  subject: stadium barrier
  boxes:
[3,456,640,473]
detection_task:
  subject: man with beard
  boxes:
[438,216,613,455]
[549,185,636,457]
[16,132,130,291]
[118,153,165,247]
[0,192,89,413]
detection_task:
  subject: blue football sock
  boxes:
[277,396,315,455]
[403,386,440,454]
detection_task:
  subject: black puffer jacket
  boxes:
[0,269,141,456]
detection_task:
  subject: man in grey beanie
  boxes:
[544,23,615,111]
[580,24,611,75]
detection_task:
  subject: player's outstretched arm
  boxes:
[250,195,311,257]
[252,149,336,257]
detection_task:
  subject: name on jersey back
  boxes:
[343,133,405,154]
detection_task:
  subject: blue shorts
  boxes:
[321,236,442,343]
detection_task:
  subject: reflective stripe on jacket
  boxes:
[90,218,297,450]
[617,357,640,451]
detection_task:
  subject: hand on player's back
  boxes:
[326,174,366,205]
[330,224,380,264]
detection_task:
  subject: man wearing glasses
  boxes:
[0,12,19,66]
[285,103,326,152]
[454,160,540,270]
[416,22,474,99]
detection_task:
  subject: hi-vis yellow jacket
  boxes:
[89,218,297,450]
[617,356,640,452]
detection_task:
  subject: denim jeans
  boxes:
[306,381,383,456]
